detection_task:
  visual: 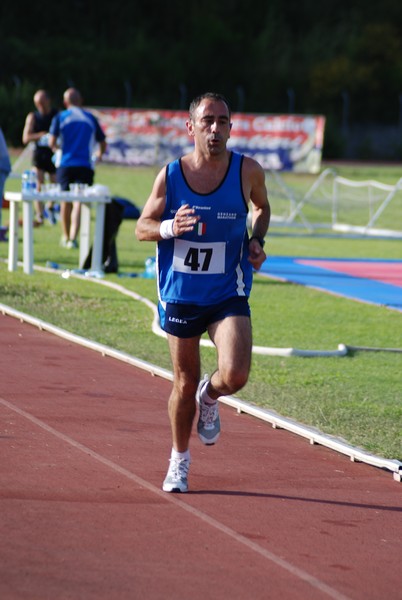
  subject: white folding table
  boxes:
[5,190,112,275]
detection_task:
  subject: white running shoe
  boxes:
[162,457,190,493]
[196,375,221,445]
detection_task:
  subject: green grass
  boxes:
[1,161,401,460]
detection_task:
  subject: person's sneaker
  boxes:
[46,207,57,225]
[66,239,78,249]
[196,375,221,445]
[162,457,190,493]
[60,236,69,248]
[33,215,44,227]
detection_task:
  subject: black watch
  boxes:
[249,235,265,248]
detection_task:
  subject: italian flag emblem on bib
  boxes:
[197,222,207,235]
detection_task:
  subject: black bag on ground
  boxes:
[112,196,141,220]
[83,199,125,273]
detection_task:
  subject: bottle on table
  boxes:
[21,169,37,194]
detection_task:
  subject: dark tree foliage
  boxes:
[1,0,402,156]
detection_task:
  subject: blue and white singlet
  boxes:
[157,151,252,306]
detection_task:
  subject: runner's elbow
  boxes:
[135,220,150,241]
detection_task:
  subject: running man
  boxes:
[135,92,270,492]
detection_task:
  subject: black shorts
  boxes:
[158,296,251,338]
[57,166,94,191]
[33,147,56,174]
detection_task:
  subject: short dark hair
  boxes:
[189,92,231,121]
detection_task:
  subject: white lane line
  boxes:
[1,396,351,600]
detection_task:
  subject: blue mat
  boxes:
[259,256,402,312]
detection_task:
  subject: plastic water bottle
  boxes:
[37,133,49,147]
[142,256,156,279]
[29,169,37,192]
[21,170,30,193]
[22,169,37,194]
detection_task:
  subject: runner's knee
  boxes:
[172,375,199,400]
[216,366,249,395]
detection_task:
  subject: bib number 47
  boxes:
[173,239,226,274]
[184,247,212,271]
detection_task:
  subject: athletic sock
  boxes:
[171,448,190,462]
[200,383,217,406]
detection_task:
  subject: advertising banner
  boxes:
[90,107,325,173]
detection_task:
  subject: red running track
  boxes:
[0,313,401,600]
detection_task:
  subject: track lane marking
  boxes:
[1,396,351,600]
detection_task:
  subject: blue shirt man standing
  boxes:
[49,88,106,248]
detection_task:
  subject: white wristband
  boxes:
[160,219,175,239]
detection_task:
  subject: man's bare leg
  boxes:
[166,333,201,452]
[195,315,252,445]
[69,201,81,243]
[207,315,252,399]
[60,202,72,243]
[162,334,201,492]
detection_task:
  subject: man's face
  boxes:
[187,99,232,155]
[34,93,49,114]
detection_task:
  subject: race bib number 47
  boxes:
[172,239,226,274]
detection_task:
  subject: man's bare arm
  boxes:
[243,157,270,270]
[22,113,44,145]
[136,167,200,242]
